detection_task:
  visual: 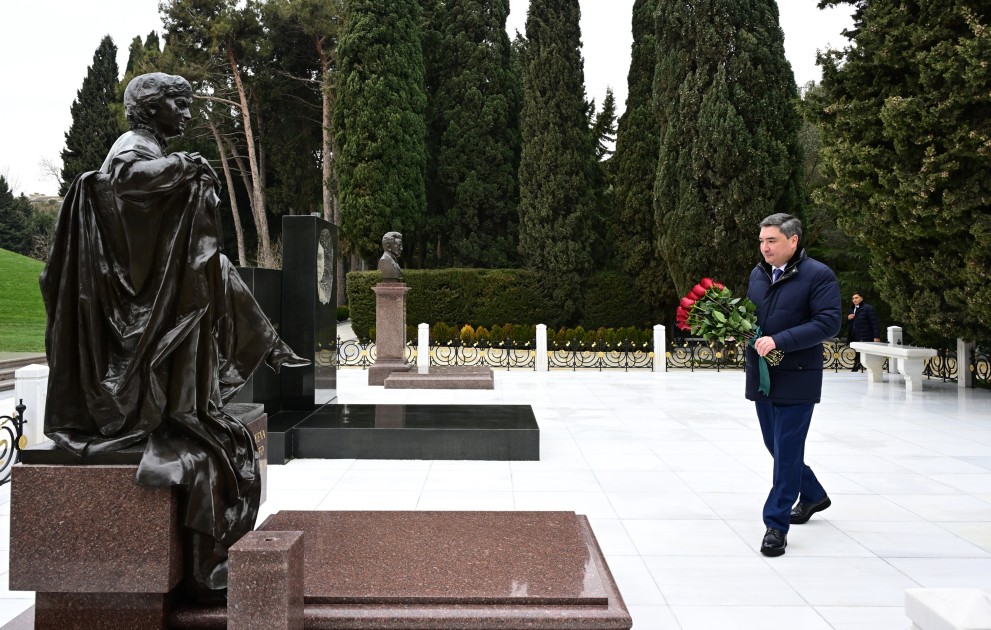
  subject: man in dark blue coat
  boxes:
[847,292,881,371]
[746,213,841,556]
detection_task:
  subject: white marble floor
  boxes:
[2,368,990,629]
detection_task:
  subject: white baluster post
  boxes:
[536,324,548,372]
[14,364,50,447]
[957,337,974,389]
[417,323,430,371]
[653,325,667,373]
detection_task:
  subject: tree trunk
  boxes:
[226,40,273,267]
[317,37,346,306]
[205,112,247,265]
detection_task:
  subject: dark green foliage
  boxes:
[653,0,804,297]
[347,269,555,339]
[60,36,124,195]
[582,271,652,329]
[809,1,991,344]
[588,88,618,270]
[612,0,674,320]
[430,0,521,268]
[334,0,427,263]
[518,0,596,321]
[0,177,34,257]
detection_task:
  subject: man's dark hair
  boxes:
[852,292,864,299]
[759,213,803,241]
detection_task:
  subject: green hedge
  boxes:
[346,268,653,340]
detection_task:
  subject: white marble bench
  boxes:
[851,341,937,392]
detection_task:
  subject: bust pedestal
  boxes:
[368,282,412,386]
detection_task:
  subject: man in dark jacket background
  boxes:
[746,213,841,557]
[847,292,881,371]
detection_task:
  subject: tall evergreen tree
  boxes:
[59,36,124,195]
[420,0,447,266]
[588,88,617,271]
[611,0,672,319]
[810,0,991,344]
[0,176,35,257]
[334,0,427,264]
[432,0,520,268]
[653,0,804,296]
[518,0,596,322]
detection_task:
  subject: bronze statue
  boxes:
[40,72,307,601]
[377,231,403,281]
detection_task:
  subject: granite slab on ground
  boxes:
[383,365,495,389]
[167,510,631,629]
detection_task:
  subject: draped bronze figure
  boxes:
[40,73,306,601]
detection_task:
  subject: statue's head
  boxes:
[124,73,194,139]
[382,231,403,257]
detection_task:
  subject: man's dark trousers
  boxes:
[756,401,827,532]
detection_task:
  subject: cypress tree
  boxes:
[611,0,673,319]
[334,0,427,264]
[0,176,34,257]
[653,0,803,296]
[59,36,124,195]
[810,1,991,344]
[421,0,447,266]
[433,0,520,268]
[518,0,596,322]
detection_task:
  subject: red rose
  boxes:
[690,284,706,298]
[700,278,714,289]
[680,296,696,309]
[715,281,725,289]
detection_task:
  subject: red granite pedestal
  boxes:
[5,408,268,630]
[368,282,412,386]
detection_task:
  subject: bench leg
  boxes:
[862,353,886,382]
[902,359,926,392]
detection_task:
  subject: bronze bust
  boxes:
[377,231,404,282]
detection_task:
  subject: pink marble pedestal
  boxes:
[254,510,632,629]
[368,282,412,386]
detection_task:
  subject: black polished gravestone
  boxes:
[280,215,338,409]
[231,268,283,414]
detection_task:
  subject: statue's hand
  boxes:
[187,152,221,188]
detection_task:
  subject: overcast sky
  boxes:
[0,1,854,197]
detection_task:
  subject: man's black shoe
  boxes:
[760,528,787,557]
[790,496,831,525]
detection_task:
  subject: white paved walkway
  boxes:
[2,368,989,629]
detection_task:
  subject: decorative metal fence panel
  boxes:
[333,336,989,385]
[0,400,27,486]
[430,342,537,370]
[547,340,653,371]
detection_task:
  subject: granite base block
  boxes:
[384,365,494,389]
[367,360,411,386]
[9,464,182,594]
[229,531,305,630]
[33,592,173,630]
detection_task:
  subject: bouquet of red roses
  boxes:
[675,278,783,368]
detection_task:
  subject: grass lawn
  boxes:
[0,248,46,352]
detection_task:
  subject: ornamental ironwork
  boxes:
[0,399,27,486]
[547,340,653,371]
[332,335,988,384]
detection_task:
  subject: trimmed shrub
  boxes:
[582,270,653,329]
